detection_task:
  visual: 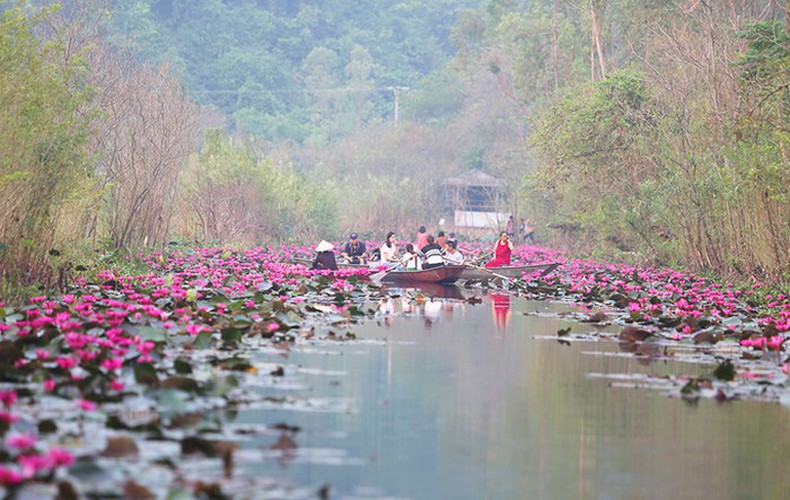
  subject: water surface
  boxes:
[233,289,790,499]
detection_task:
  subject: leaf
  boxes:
[134,363,159,385]
[133,326,167,343]
[174,358,193,374]
[193,331,212,349]
[38,419,58,434]
[221,327,243,344]
[181,436,217,457]
[712,359,736,381]
[101,436,140,458]
[123,480,154,499]
[160,376,200,392]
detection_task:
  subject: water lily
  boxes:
[5,433,36,450]
[0,390,17,409]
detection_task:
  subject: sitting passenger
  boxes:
[443,240,465,265]
[401,243,422,270]
[420,235,445,270]
[367,247,382,268]
[342,232,367,264]
[311,240,338,270]
[380,231,400,267]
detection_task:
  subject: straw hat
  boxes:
[315,240,334,252]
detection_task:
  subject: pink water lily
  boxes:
[6,434,36,450]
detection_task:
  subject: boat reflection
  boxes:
[385,282,466,300]
[491,293,511,330]
[375,285,514,330]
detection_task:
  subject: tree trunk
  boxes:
[590,0,606,80]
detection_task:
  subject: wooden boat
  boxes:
[378,264,467,285]
[459,262,559,281]
[293,257,368,270]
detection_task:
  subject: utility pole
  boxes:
[390,86,409,126]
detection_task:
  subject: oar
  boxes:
[369,264,399,281]
[467,264,525,289]
[470,251,492,265]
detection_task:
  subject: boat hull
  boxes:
[380,264,467,284]
[460,263,558,280]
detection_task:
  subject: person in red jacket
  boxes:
[485,231,514,268]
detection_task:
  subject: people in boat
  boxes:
[342,232,367,264]
[367,247,382,267]
[401,243,422,270]
[380,231,400,266]
[420,234,445,270]
[436,230,448,251]
[485,231,514,268]
[443,240,465,265]
[416,225,429,249]
[311,240,338,270]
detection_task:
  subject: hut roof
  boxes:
[441,170,502,188]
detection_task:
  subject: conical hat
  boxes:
[315,240,334,252]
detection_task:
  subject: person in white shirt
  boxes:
[380,231,400,266]
[401,243,422,270]
[443,240,465,265]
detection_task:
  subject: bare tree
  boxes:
[87,44,196,249]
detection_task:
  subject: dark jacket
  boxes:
[312,251,338,270]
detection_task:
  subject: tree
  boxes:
[0,3,93,285]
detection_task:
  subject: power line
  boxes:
[190,86,411,95]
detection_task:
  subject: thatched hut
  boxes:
[439,170,509,229]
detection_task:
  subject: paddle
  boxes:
[369,264,399,282]
[467,264,525,289]
[470,251,492,265]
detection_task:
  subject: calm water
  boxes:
[232,288,790,499]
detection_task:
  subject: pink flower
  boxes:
[17,453,50,477]
[0,411,19,423]
[767,335,784,350]
[101,357,124,371]
[45,447,75,467]
[55,356,78,369]
[0,390,17,409]
[43,379,56,392]
[78,399,96,412]
[0,466,24,485]
[185,323,207,336]
[6,433,36,449]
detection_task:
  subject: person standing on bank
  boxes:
[485,231,514,268]
[506,215,515,238]
[342,232,367,264]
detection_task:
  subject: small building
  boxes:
[439,170,509,229]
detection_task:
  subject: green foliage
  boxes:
[180,129,338,244]
[0,2,94,285]
[107,0,483,143]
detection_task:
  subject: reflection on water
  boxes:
[490,293,511,330]
[234,287,790,499]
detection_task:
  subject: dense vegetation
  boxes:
[106,0,482,144]
[1,0,789,294]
